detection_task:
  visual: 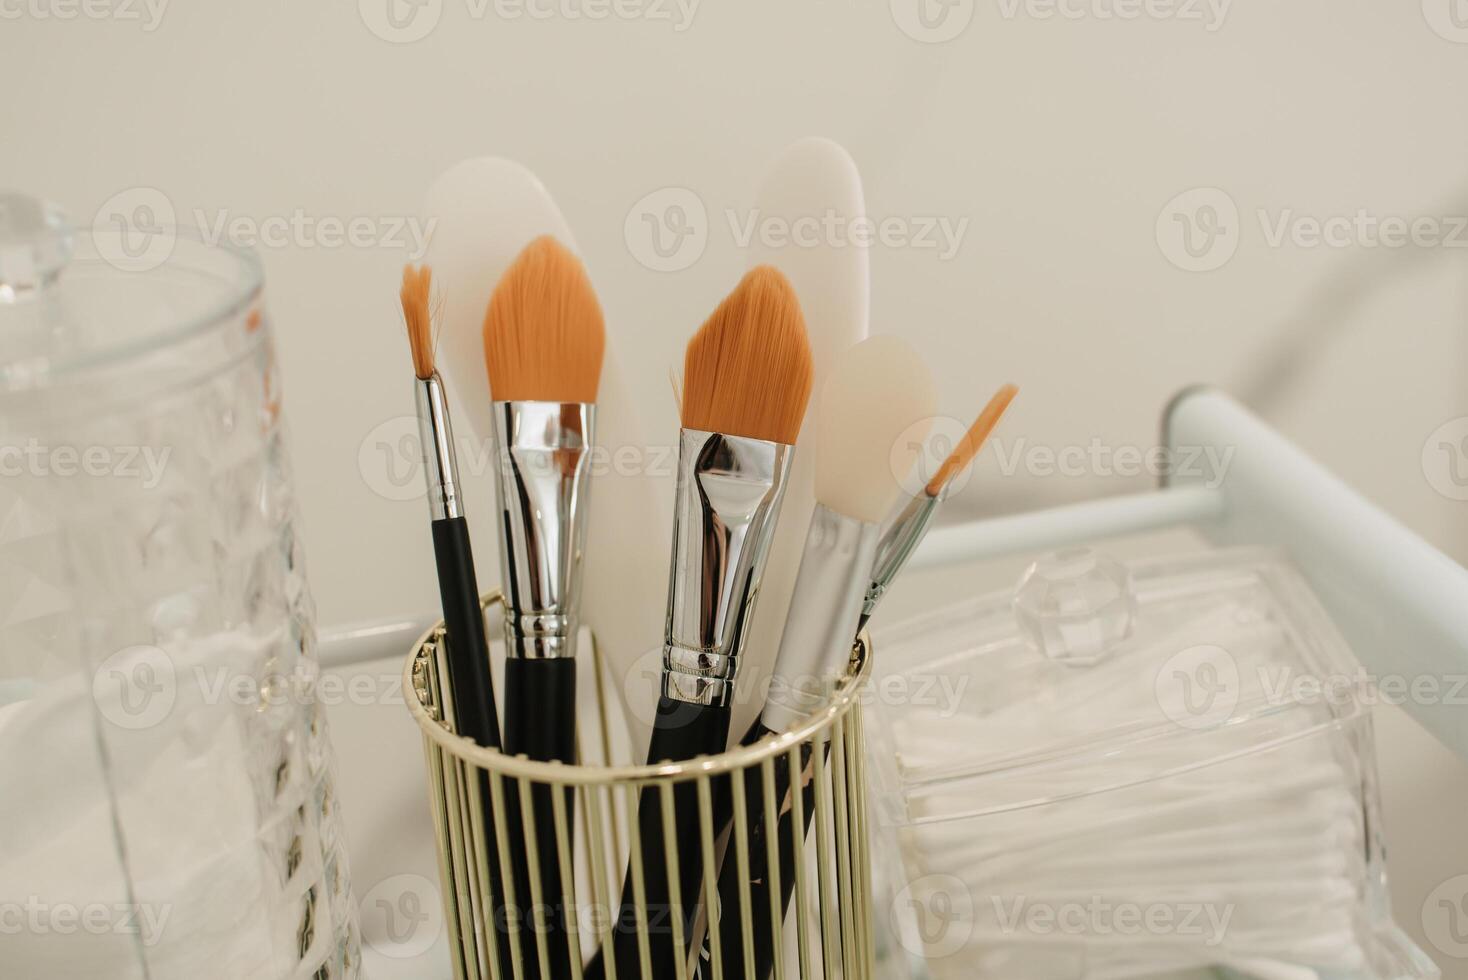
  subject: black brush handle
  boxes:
[430,517,517,978]
[432,517,501,749]
[585,695,731,980]
[504,656,578,980]
[698,720,819,980]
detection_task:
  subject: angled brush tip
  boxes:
[400,263,435,380]
[682,265,813,444]
[483,234,606,403]
[926,384,1019,497]
[816,336,937,523]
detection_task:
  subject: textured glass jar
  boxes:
[0,194,359,979]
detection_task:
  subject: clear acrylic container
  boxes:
[0,194,359,979]
[866,546,1437,980]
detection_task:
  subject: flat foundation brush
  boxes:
[593,265,813,980]
[698,335,935,980]
[483,235,605,980]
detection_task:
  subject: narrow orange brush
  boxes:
[398,262,500,753]
[926,383,1019,497]
[860,383,1020,628]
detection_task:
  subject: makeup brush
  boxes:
[401,265,517,975]
[696,381,1017,980]
[401,263,502,754]
[698,335,935,980]
[597,265,813,980]
[484,235,604,979]
[860,383,1019,629]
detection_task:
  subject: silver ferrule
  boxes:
[415,373,463,522]
[760,504,880,734]
[662,429,793,706]
[861,492,943,626]
[491,400,595,660]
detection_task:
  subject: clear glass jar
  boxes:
[0,193,359,979]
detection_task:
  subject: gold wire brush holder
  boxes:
[402,590,876,980]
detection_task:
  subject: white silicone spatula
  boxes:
[424,157,577,447]
[735,137,871,739]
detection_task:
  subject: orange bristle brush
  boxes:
[859,383,1019,628]
[481,234,605,980]
[594,265,813,980]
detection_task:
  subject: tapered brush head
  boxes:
[926,384,1019,497]
[400,264,436,380]
[682,265,813,444]
[816,336,937,524]
[483,234,606,403]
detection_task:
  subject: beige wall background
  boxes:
[5,0,1468,974]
